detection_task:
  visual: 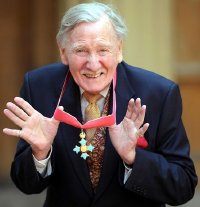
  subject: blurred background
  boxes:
[0,0,199,206]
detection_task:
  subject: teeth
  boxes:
[85,73,101,78]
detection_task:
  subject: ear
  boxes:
[58,47,68,65]
[117,40,123,63]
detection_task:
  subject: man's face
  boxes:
[59,18,122,94]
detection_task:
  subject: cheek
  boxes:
[103,57,119,72]
[68,56,86,70]
[68,59,86,82]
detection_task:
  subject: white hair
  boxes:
[56,2,127,47]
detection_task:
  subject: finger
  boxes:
[134,105,146,128]
[14,97,35,116]
[137,123,149,137]
[51,106,64,123]
[58,106,64,111]
[125,98,135,119]
[131,98,141,121]
[4,109,25,128]
[6,101,29,121]
[108,123,117,129]
[3,128,23,138]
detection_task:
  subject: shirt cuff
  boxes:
[32,146,52,176]
[123,161,133,184]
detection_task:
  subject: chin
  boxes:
[85,88,102,94]
[83,85,104,94]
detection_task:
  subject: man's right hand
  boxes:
[3,97,62,160]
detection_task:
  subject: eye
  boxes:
[98,48,109,56]
[74,48,88,57]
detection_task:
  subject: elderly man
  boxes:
[3,2,197,207]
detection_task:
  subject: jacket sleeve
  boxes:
[10,72,54,194]
[123,83,198,205]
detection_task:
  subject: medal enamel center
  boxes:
[73,130,94,159]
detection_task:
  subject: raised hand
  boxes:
[3,97,62,160]
[108,98,149,165]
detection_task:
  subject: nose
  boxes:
[86,53,101,71]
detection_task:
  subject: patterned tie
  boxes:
[83,92,102,190]
[84,92,102,139]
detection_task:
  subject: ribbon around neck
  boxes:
[53,71,116,129]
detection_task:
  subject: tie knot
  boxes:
[83,92,102,104]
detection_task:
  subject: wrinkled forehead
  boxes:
[71,16,116,37]
[68,19,118,45]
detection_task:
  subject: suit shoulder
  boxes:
[26,63,68,79]
[120,61,176,88]
[23,63,68,89]
[21,63,69,93]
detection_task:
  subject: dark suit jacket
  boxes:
[11,61,197,207]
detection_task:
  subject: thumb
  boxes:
[51,106,64,123]
[58,106,64,111]
[108,122,117,129]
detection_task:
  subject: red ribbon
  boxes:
[53,70,148,148]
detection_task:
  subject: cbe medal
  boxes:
[73,129,94,160]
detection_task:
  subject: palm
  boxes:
[108,98,149,164]
[22,111,59,149]
[3,97,61,159]
[109,118,137,154]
